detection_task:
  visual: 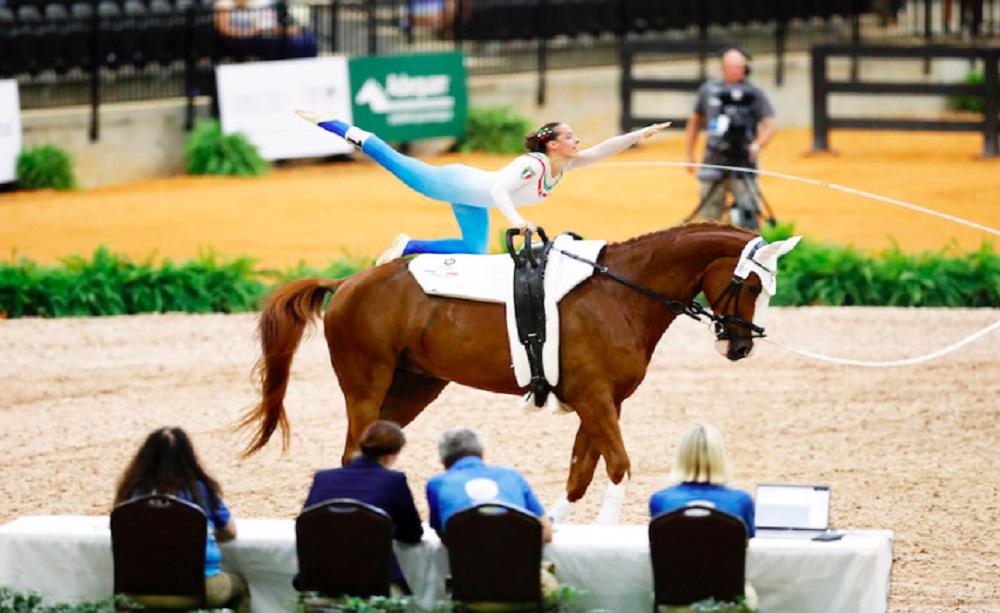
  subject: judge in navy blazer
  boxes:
[302,421,424,590]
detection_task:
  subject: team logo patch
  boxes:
[521,167,535,180]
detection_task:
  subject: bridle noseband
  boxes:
[555,236,770,342]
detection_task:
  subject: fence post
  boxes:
[89,7,100,142]
[184,5,196,131]
[619,45,631,133]
[536,0,547,106]
[811,46,830,152]
[330,0,340,53]
[923,0,932,74]
[982,50,999,157]
[367,0,377,55]
[850,0,861,82]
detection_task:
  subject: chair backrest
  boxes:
[444,502,544,607]
[110,494,208,607]
[295,498,395,598]
[649,504,748,607]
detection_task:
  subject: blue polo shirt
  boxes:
[426,456,546,533]
[649,482,755,537]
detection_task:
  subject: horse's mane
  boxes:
[606,221,755,249]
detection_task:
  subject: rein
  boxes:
[554,248,765,339]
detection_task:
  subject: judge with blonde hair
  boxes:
[649,423,758,609]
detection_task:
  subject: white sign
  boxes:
[216,57,354,160]
[0,80,21,184]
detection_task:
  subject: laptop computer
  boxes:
[754,484,832,539]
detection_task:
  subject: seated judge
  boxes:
[302,420,424,593]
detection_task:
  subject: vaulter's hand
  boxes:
[642,121,672,139]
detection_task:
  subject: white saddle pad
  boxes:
[408,234,606,388]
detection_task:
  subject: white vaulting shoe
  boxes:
[295,109,338,125]
[375,233,411,266]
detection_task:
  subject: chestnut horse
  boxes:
[240,223,800,522]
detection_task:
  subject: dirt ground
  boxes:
[1,129,1000,611]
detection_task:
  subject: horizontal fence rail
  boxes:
[2,0,999,140]
[811,43,1000,157]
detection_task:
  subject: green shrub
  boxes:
[455,106,533,154]
[16,144,78,191]
[2,231,998,319]
[0,247,367,319]
[184,119,269,177]
[0,588,139,613]
[948,69,994,113]
[760,224,1000,307]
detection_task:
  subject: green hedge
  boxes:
[760,223,1000,307]
[1,233,998,318]
[0,248,366,319]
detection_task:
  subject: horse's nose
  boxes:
[730,343,752,361]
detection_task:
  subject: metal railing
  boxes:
[2,0,997,136]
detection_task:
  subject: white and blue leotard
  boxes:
[317,119,646,255]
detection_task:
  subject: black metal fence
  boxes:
[811,44,999,157]
[2,0,999,129]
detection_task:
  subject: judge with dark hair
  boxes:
[114,427,250,613]
[302,420,424,592]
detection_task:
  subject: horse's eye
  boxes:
[746,285,762,296]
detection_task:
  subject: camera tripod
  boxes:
[683,168,778,231]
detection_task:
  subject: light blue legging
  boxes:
[320,119,493,255]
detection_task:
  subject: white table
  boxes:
[0,516,892,613]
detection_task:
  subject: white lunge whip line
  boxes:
[599,161,1000,238]
[762,320,1000,367]
[595,161,1000,366]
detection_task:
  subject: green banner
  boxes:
[348,52,468,141]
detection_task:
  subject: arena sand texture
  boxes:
[1,129,999,611]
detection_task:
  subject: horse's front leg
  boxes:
[571,399,632,525]
[549,423,602,523]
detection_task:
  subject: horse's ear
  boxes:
[755,236,802,264]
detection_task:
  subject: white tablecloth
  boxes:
[0,516,892,613]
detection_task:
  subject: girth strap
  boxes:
[508,228,556,407]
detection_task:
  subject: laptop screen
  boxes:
[755,484,831,530]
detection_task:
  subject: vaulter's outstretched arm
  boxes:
[571,122,671,169]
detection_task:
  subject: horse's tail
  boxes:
[238,277,345,457]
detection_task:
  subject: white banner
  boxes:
[0,80,21,184]
[217,57,354,161]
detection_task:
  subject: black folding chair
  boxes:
[295,498,395,599]
[649,504,748,611]
[110,494,208,610]
[444,501,549,612]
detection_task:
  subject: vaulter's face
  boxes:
[547,124,580,159]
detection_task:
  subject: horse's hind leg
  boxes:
[549,424,602,523]
[335,357,398,465]
[378,369,449,427]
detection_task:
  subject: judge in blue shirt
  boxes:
[649,423,758,611]
[302,420,424,592]
[648,423,755,533]
[426,426,554,542]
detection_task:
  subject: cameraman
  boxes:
[685,46,775,228]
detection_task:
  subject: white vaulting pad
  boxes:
[409,236,606,387]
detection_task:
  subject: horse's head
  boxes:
[702,235,801,361]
